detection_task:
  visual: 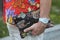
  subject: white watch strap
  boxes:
[39,18,50,24]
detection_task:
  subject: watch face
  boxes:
[39,18,50,24]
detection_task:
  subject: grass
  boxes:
[0,0,60,38]
[52,0,60,8]
[50,0,60,24]
[50,9,60,24]
[0,18,9,38]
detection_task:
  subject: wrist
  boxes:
[40,15,50,19]
[38,21,47,28]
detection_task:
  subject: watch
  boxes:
[39,18,50,24]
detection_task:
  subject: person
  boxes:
[24,0,52,35]
[3,0,52,40]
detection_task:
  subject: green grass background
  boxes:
[0,0,60,38]
[51,0,60,24]
[0,18,9,38]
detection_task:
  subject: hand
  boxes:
[24,22,47,36]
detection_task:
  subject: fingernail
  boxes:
[24,29,26,32]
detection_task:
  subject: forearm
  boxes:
[40,0,52,18]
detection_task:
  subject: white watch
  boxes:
[39,18,50,24]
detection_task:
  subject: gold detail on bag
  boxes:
[8,16,13,24]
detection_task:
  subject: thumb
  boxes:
[24,26,33,32]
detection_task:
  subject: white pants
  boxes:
[7,23,44,40]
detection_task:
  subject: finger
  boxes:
[24,26,33,32]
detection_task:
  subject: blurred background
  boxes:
[0,0,60,38]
